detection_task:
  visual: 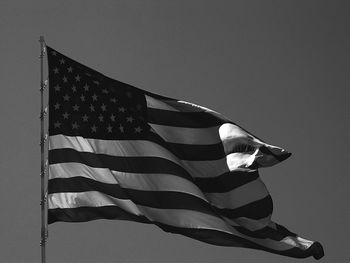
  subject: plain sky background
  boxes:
[0,1,349,263]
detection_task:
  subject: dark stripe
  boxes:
[194,170,259,193]
[148,108,225,128]
[49,148,194,182]
[48,206,316,259]
[148,132,226,161]
[48,206,149,224]
[219,195,273,220]
[49,177,129,199]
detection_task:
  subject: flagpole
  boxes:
[39,35,47,263]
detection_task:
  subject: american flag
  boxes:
[46,46,323,260]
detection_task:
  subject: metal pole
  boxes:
[39,35,46,263]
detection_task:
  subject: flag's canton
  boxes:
[47,47,149,140]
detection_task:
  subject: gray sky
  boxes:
[0,1,349,262]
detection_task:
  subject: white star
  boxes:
[135,126,142,133]
[53,67,59,74]
[63,94,70,101]
[72,122,79,129]
[90,105,95,112]
[75,75,81,82]
[93,80,100,85]
[119,125,124,133]
[80,95,85,101]
[82,115,89,122]
[62,76,68,83]
[101,104,107,111]
[91,125,97,132]
[92,94,98,101]
[59,58,65,64]
[110,98,116,103]
[118,107,125,113]
[51,51,57,56]
[83,84,89,91]
[73,104,79,111]
[110,114,116,122]
[67,66,73,73]
[98,115,104,122]
[54,121,61,128]
[126,116,134,123]
[63,112,69,119]
[107,125,113,133]
[54,103,60,110]
[102,89,109,94]
[72,85,77,92]
[54,85,61,92]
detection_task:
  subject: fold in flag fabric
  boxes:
[46,46,324,260]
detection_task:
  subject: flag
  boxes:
[46,46,324,260]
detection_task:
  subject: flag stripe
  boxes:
[194,170,259,193]
[155,140,225,161]
[49,163,117,184]
[146,95,204,113]
[148,108,225,128]
[219,195,273,220]
[48,206,149,224]
[149,123,223,145]
[48,191,141,215]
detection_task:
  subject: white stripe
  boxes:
[49,135,231,178]
[48,191,142,215]
[49,163,117,184]
[205,178,269,210]
[49,163,207,200]
[149,123,222,145]
[48,191,293,251]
